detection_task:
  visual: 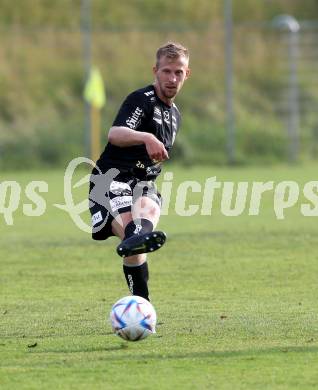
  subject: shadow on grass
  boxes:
[30,344,129,354]
[31,344,318,360]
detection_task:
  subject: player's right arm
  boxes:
[108,126,168,162]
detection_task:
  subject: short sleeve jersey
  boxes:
[96,85,181,179]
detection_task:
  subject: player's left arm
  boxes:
[108,127,169,162]
[108,91,168,161]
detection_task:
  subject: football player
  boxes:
[89,42,190,301]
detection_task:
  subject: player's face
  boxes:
[153,55,190,104]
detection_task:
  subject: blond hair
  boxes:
[156,42,189,67]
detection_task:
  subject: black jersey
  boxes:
[96,85,181,179]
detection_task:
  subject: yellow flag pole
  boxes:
[83,67,105,162]
[91,105,101,162]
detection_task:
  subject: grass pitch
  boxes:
[1,164,318,389]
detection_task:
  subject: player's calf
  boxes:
[118,218,166,301]
[122,257,150,301]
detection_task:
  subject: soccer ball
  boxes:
[110,295,157,341]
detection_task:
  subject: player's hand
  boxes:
[143,133,169,162]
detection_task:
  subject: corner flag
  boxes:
[84,67,106,109]
[83,67,106,162]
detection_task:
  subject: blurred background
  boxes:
[1,0,318,169]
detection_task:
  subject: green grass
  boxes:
[1,163,318,389]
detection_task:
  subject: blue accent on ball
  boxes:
[113,309,127,329]
[123,299,138,314]
[140,318,152,331]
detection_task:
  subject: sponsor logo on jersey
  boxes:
[110,195,133,212]
[154,107,161,116]
[163,110,170,124]
[92,210,103,226]
[126,107,143,129]
[144,90,154,96]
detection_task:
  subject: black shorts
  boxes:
[89,167,161,240]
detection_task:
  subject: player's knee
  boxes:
[135,197,160,219]
[123,253,147,266]
[148,205,158,218]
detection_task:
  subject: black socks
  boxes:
[122,219,153,301]
[123,262,149,301]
